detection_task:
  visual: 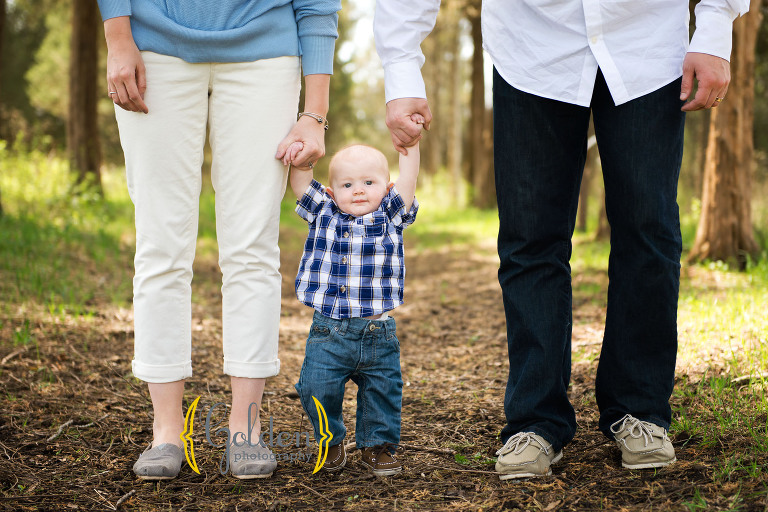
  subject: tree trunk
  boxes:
[594,186,610,241]
[0,0,5,217]
[446,5,463,205]
[420,18,443,176]
[688,2,761,268]
[468,8,494,208]
[577,122,598,232]
[68,0,102,193]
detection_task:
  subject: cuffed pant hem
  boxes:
[355,439,400,450]
[224,358,280,379]
[132,360,192,383]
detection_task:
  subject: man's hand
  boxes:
[680,52,730,112]
[386,98,432,155]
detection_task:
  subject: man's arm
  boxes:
[681,0,750,111]
[374,0,440,154]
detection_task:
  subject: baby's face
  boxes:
[328,162,392,217]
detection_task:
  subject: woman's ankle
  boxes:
[152,421,184,448]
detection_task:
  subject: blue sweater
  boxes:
[97,0,340,75]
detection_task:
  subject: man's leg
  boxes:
[494,68,591,453]
[591,72,684,443]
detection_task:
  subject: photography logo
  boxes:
[179,395,329,475]
[311,396,333,473]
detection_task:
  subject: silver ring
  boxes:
[108,91,117,95]
[308,161,314,169]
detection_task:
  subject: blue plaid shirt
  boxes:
[295,179,418,319]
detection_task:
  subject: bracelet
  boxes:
[298,112,329,131]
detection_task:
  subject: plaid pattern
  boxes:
[295,179,418,319]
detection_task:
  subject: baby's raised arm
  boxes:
[395,114,423,210]
[396,142,419,211]
[286,142,315,198]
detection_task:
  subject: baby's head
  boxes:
[326,145,393,217]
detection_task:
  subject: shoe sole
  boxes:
[232,471,274,480]
[360,460,402,477]
[622,457,676,470]
[136,475,177,481]
[498,451,563,480]
[324,455,347,472]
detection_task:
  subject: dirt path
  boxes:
[0,235,762,511]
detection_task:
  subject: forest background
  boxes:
[0,0,768,511]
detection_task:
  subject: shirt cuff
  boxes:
[689,10,734,61]
[97,0,132,21]
[384,60,427,103]
[300,35,337,75]
[295,179,326,223]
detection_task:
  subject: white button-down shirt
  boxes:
[375,0,749,106]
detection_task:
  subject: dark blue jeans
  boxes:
[295,311,402,449]
[494,69,685,451]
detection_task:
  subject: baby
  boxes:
[285,137,420,476]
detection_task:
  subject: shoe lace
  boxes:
[610,414,667,447]
[372,442,402,459]
[495,432,550,457]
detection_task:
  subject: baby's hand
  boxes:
[283,141,305,166]
[410,113,426,126]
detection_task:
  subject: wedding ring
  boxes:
[308,162,314,169]
[108,91,117,95]
[715,97,724,103]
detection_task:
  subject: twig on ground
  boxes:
[400,443,456,455]
[74,413,110,429]
[297,481,332,502]
[424,464,497,475]
[115,489,136,509]
[1,347,28,365]
[47,420,73,442]
[732,372,768,385]
[93,488,117,511]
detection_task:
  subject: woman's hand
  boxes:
[275,116,326,169]
[276,74,330,169]
[104,17,148,113]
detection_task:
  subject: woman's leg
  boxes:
[229,376,265,443]
[147,381,185,446]
[207,56,301,435]
[114,52,210,445]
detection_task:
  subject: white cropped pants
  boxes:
[115,52,300,383]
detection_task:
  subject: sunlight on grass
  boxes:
[678,259,768,376]
[0,142,134,317]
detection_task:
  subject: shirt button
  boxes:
[341,256,347,264]
[340,285,346,293]
[590,36,598,44]
[343,231,349,238]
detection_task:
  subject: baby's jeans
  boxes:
[295,311,403,449]
[114,52,300,382]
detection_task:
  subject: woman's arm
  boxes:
[275,74,330,170]
[103,16,148,113]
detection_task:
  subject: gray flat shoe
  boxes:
[133,443,184,480]
[229,441,276,479]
